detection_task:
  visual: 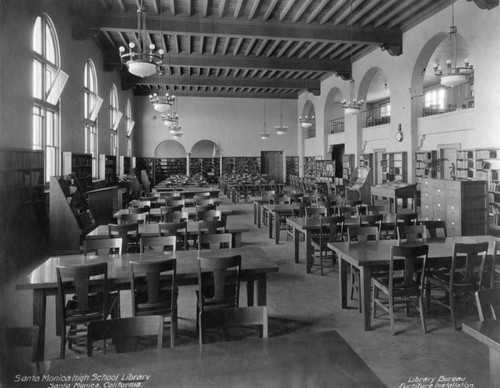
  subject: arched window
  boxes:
[110,85,120,156]
[33,14,61,182]
[84,59,99,178]
[125,99,133,157]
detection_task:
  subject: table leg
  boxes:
[247,279,255,306]
[275,214,280,244]
[268,213,273,239]
[256,274,267,306]
[490,348,500,388]
[359,266,373,331]
[294,227,300,263]
[253,202,257,225]
[305,230,312,274]
[33,289,47,361]
[257,203,262,228]
[339,257,348,309]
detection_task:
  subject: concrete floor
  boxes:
[0,196,491,387]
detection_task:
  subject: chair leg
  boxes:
[389,295,395,335]
[320,249,324,276]
[372,286,377,320]
[60,327,66,359]
[419,294,427,333]
[450,292,458,330]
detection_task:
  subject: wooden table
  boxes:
[87,221,248,247]
[371,183,417,213]
[249,196,269,228]
[262,204,295,244]
[286,214,401,273]
[153,187,220,198]
[15,247,278,360]
[328,235,497,331]
[15,331,384,388]
[463,321,500,388]
[114,205,233,220]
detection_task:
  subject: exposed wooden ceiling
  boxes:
[71,0,493,99]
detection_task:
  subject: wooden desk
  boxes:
[328,235,497,331]
[371,183,417,213]
[15,247,278,360]
[18,331,384,388]
[463,321,500,388]
[87,221,249,247]
[262,204,295,244]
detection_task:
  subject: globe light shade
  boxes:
[440,74,467,88]
[260,132,270,140]
[127,61,157,78]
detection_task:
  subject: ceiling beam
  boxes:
[123,74,321,90]
[110,52,350,72]
[98,14,402,46]
[135,88,298,99]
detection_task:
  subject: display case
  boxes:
[49,174,96,253]
[342,154,355,182]
[415,150,438,179]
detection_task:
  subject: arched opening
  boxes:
[154,140,187,184]
[415,33,473,118]
[324,87,345,178]
[358,67,391,128]
[300,100,316,139]
[190,140,221,183]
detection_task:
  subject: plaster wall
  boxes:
[134,96,298,157]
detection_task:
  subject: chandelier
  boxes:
[299,89,315,128]
[275,100,288,135]
[299,115,314,128]
[162,111,179,127]
[433,2,473,88]
[341,0,364,115]
[259,101,270,140]
[149,70,175,112]
[118,0,163,78]
[171,124,183,138]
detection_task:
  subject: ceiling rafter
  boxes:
[333,0,364,25]
[280,0,296,21]
[248,0,261,20]
[373,0,415,28]
[233,38,243,55]
[218,0,227,18]
[305,0,328,23]
[263,0,279,21]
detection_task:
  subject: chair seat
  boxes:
[427,272,477,289]
[372,276,421,296]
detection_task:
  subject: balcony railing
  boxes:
[364,106,391,127]
[422,83,474,117]
[329,117,345,134]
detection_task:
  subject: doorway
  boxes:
[261,151,284,183]
[331,144,345,178]
[438,143,460,180]
[373,148,386,185]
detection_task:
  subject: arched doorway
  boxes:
[154,139,187,184]
[324,87,345,178]
[190,140,221,183]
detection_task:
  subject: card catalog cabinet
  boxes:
[420,178,488,236]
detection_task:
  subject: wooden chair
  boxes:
[140,196,158,207]
[491,240,500,288]
[420,220,447,239]
[359,214,383,232]
[423,242,490,330]
[128,206,150,214]
[347,226,380,311]
[108,223,139,253]
[306,206,327,218]
[475,288,500,321]
[140,235,177,255]
[310,216,344,275]
[164,211,189,223]
[359,205,387,215]
[120,213,148,225]
[198,233,233,251]
[83,238,122,256]
[196,254,242,333]
[286,202,308,241]
[198,219,226,235]
[199,306,268,346]
[158,221,188,250]
[160,205,183,221]
[3,326,41,373]
[130,259,178,347]
[336,206,358,219]
[56,262,118,358]
[196,209,223,222]
[372,244,429,335]
[87,316,164,356]
[397,224,427,243]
